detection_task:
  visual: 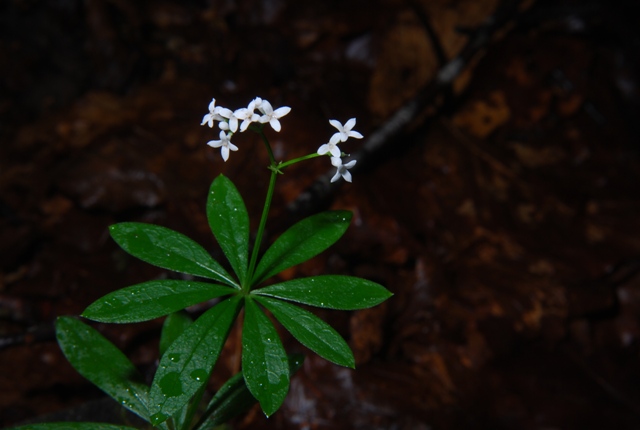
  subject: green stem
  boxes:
[258,129,276,165]
[245,132,325,289]
[247,169,276,290]
[278,152,324,170]
[246,130,279,290]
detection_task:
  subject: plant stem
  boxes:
[246,132,278,289]
[245,133,325,289]
[258,129,276,165]
[278,152,324,169]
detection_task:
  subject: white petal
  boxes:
[269,118,282,132]
[317,144,330,155]
[328,119,343,131]
[329,146,341,158]
[218,107,233,118]
[234,107,248,119]
[221,145,230,161]
[330,170,341,183]
[342,170,352,182]
[344,118,356,130]
[339,131,349,142]
[261,100,273,115]
[229,117,238,133]
[329,132,341,145]
[344,160,357,168]
[207,140,222,148]
[219,121,229,131]
[330,157,342,167]
[207,98,216,111]
[273,106,291,118]
[228,142,239,151]
[348,131,363,139]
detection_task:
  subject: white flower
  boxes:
[317,141,341,158]
[330,157,357,183]
[207,130,238,162]
[235,107,260,132]
[201,98,223,128]
[329,118,363,145]
[217,107,239,133]
[258,100,291,132]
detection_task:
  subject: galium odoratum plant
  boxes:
[14,97,392,430]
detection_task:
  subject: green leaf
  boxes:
[252,210,352,285]
[254,296,355,368]
[242,297,289,417]
[55,317,150,421]
[159,311,193,358]
[195,354,304,430]
[207,175,250,285]
[254,275,393,310]
[173,382,207,430]
[82,280,235,323]
[149,296,242,426]
[10,424,139,430]
[110,222,237,287]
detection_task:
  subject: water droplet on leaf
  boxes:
[159,372,184,397]
[190,369,208,382]
[151,412,169,426]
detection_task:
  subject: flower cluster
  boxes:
[202,97,291,161]
[317,118,362,183]
[202,97,362,183]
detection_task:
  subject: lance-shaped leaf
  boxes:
[149,296,242,426]
[242,297,289,417]
[254,275,392,310]
[11,424,139,430]
[110,223,237,288]
[195,354,304,430]
[56,317,150,421]
[160,313,201,430]
[254,296,354,368]
[252,211,352,286]
[83,280,235,323]
[207,175,250,286]
[159,311,193,358]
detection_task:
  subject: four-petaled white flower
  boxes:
[317,141,341,158]
[328,118,363,145]
[235,107,260,132]
[330,157,357,183]
[207,130,238,162]
[258,100,291,132]
[201,98,222,128]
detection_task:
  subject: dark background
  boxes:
[2,0,640,428]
